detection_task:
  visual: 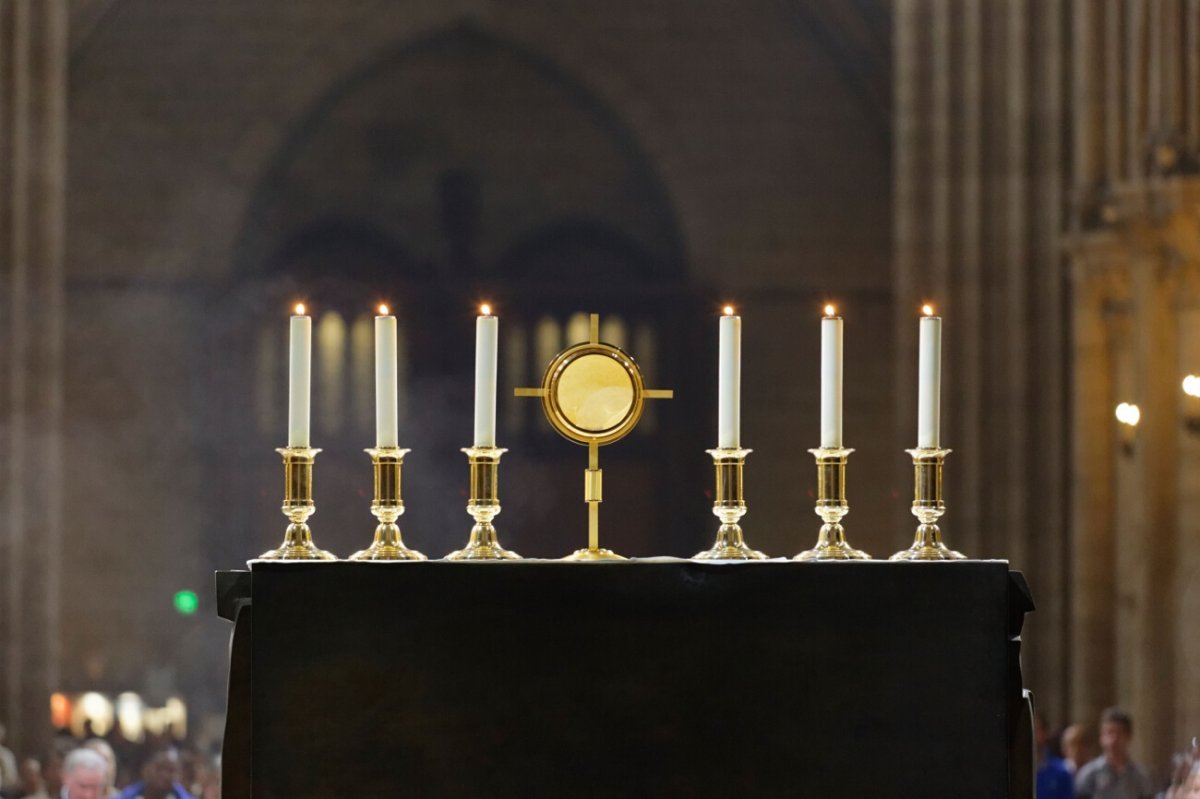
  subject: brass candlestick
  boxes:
[350,448,426,561]
[694,448,767,560]
[259,447,336,561]
[890,447,966,560]
[796,447,870,560]
[446,447,520,560]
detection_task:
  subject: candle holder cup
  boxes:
[795,447,870,560]
[350,448,426,561]
[258,447,336,562]
[446,447,521,560]
[694,447,767,560]
[890,447,966,561]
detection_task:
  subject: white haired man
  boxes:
[60,748,108,799]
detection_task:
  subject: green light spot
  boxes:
[173,590,199,616]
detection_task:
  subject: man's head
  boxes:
[1099,707,1134,764]
[1185,763,1200,799]
[62,748,109,799]
[1061,723,1093,765]
[19,757,43,790]
[83,738,117,792]
[142,746,181,794]
[1034,716,1050,750]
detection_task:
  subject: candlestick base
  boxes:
[258,447,336,562]
[890,447,967,561]
[446,447,521,560]
[350,448,426,561]
[796,447,870,561]
[258,523,336,562]
[694,448,768,560]
[563,547,627,561]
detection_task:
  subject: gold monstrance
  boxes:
[516,314,672,560]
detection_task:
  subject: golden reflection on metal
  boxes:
[258,447,336,561]
[516,313,672,560]
[694,448,766,560]
[446,447,521,560]
[350,448,426,561]
[890,447,966,561]
[795,447,870,560]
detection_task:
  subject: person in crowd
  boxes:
[0,724,18,796]
[1075,706,1155,799]
[60,749,108,799]
[1185,763,1200,799]
[42,738,74,799]
[1160,751,1195,799]
[16,758,49,799]
[1065,723,1098,774]
[1036,715,1075,799]
[80,741,116,798]
[113,748,194,799]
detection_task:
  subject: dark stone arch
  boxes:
[265,218,422,278]
[232,20,688,281]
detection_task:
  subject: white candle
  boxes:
[474,304,498,448]
[288,304,312,448]
[821,305,843,448]
[718,306,741,448]
[917,305,942,448]
[375,305,398,448]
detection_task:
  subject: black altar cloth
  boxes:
[216,560,1034,798]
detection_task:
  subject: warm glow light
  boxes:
[480,303,492,316]
[72,692,114,738]
[294,302,306,316]
[1183,375,1200,398]
[824,304,836,317]
[377,303,390,316]
[922,303,935,316]
[723,305,735,316]
[116,692,145,742]
[50,692,71,729]
[1115,402,1141,427]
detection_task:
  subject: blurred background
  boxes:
[1,0,1199,795]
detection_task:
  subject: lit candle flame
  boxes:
[921,303,935,317]
[723,305,735,316]
[480,303,492,316]
[378,303,390,316]
[824,303,836,317]
[1184,375,1200,398]
[294,302,306,316]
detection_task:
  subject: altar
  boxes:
[216,559,1035,798]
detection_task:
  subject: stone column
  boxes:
[0,0,68,758]
[1068,255,1120,728]
[1129,239,1179,768]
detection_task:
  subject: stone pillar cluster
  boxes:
[0,0,68,760]
[897,0,1200,771]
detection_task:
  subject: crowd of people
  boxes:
[0,726,218,799]
[2,707,1198,797]
[1037,707,1200,799]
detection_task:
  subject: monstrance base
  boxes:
[563,547,626,561]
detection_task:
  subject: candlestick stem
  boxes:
[890,447,966,560]
[694,447,767,560]
[796,447,870,560]
[350,448,426,561]
[446,447,521,560]
[258,447,335,561]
